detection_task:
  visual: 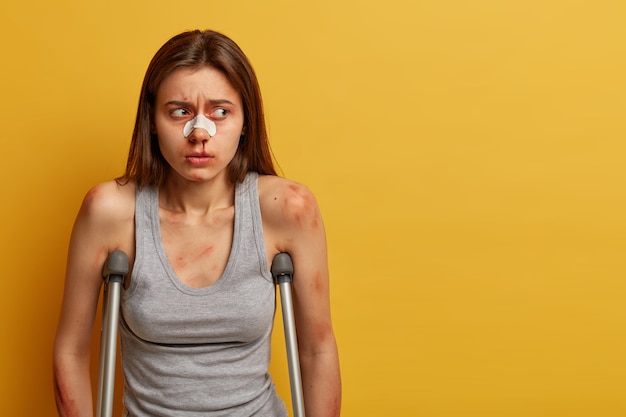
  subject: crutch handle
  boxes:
[271,252,294,284]
[102,249,129,282]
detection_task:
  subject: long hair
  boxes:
[119,30,276,188]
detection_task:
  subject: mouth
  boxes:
[186,152,214,166]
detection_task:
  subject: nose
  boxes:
[186,126,211,144]
[183,114,217,138]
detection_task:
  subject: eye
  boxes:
[210,108,229,119]
[171,108,191,117]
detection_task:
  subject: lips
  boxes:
[186,152,214,166]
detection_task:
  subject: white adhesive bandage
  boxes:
[183,114,217,138]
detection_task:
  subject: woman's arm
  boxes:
[261,176,342,417]
[53,181,134,417]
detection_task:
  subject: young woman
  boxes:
[53,29,341,417]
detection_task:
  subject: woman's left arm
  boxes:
[261,177,342,417]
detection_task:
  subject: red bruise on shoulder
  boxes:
[84,182,119,208]
[79,185,106,216]
[83,186,101,204]
[283,184,320,229]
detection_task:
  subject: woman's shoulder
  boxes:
[257,174,321,228]
[69,179,136,259]
[78,179,136,225]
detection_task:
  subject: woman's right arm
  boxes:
[53,181,134,417]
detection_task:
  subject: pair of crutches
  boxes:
[97,250,305,417]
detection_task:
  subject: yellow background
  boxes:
[1,1,624,416]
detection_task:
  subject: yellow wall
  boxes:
[1,1,624,415]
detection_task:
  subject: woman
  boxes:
[53,29,341,417]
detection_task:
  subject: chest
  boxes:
[159,206,234,288]
[122,253,276,345]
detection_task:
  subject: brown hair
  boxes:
[119,30,276,187]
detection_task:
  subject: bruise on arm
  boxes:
[262,176,342,415]
[273,181,335,350]
[54,180,135,417]
[282,183,322,231]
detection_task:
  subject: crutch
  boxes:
[97,249,129,417]
[271,252,306,417]
[95,251,301,416]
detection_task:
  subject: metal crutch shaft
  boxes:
[97,250,129,417]
[271,252,306,417]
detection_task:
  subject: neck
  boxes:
[159,174,235,215]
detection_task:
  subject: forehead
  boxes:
[156,66,241,104]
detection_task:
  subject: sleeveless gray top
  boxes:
[120,172,287,417]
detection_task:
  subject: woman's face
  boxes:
[153,66,244,184]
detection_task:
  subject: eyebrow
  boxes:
[165,99,236,107]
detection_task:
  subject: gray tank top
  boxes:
[120,172,288,417]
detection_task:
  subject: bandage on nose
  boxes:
[183,114,217,138]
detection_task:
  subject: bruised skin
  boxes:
[265,181,324,255]
[54,369,74,416]
[309,269,325,295]
[159,203,234,288]
[172,244,214,271]
[284,184,321,231]
[261,176,341,416]
[259,174,334,334]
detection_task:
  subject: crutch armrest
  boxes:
[271,252,294,284]
[102,249,129,284]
